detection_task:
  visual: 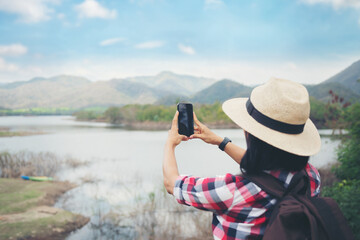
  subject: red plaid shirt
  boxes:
[173,163,321,240]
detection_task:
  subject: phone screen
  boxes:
[177,103,194,137]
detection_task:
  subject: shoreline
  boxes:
[76,119,239,130]
[78,119,332,132]
[0,127,46,137]
[0,178,89,239]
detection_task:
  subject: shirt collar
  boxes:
[263,169,296,188]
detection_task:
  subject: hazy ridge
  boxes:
[0,60,359,109]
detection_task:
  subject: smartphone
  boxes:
[177,103,194,137]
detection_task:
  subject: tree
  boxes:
[104,107,123,124]
[324,90,351,135]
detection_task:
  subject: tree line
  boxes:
[73,97,347,129]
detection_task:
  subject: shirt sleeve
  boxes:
[305,163,321,197]
[173,174,237,212]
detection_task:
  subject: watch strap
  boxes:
[219,137,232,151]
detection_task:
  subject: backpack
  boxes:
[244,170,355,240]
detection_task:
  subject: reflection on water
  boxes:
[0,116,341,239]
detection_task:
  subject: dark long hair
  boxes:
[240,133,309,174]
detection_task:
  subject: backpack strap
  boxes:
[243,169,309,199]
[243,171,286,199]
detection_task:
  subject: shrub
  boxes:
[322,180,360,239]
[322,103,360,238]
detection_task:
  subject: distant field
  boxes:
[0,106,107,116]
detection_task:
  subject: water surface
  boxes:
[0,116,341,239]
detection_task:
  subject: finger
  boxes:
[172,111,179,129]
[193,112,202,126]
[194,126,200,131]
[189,133,202,139]
[181,135,189,141]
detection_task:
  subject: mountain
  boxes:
[324,59,360,96]
[305,82,359,103]
[302,59,360,103]
[0,75,90,89]
[0,75,173,109]
[155,94,190,105]
[121,71,217,96]
[0,72,217,109]
[191,79,252,104]
[1,60,359,110]
[188,59,360,105]
[0,75,93,108]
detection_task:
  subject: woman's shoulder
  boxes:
[304,163,321,196]
[305,163,321,182]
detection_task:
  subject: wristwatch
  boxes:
[219,137,232,151]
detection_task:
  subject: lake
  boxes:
[0,116,341,239]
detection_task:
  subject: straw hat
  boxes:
[222,78,321,156]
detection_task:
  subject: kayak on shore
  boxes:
[21,176,53,182]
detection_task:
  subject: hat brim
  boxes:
[222,98,321,156]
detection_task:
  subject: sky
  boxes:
[0,0,359,85]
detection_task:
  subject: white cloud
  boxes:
[75,0,117,19]
[205,0,223,5]
[0,57,18,72]
[178,44,195,55]
[57,13,65,19]
[135,41,164,49]
[100,38,124,46]
[0,0,59,23]
[0,44,27,56]
[301,0,360,25]
[300,0,360,9]
[204,0,223,9]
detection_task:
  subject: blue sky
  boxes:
[0,0,359,84]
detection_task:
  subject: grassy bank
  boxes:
[0,128,45,138]
[0,178,89,240]
[0,151,90,239]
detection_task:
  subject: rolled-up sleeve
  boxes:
[173,174,236,212]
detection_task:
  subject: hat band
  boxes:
[246,99,305,134]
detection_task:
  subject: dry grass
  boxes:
[0,151,88,178]
[91,186,213,240]
[64,156,90,169]
[80,174,99,184]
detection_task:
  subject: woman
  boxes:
[163,78,321,240]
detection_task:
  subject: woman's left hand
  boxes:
[190,112,223,146]
[166,111,189,147]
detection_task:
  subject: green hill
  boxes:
[324,59,360,95]
[305,82,359,103]
[191,79,252,104]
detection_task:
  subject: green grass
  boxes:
[0,131,26,137]
[0,132,16,137]
[0,211,74,239]
[0,178,89,239]
[0,179,47,214]
[0,107,75,116]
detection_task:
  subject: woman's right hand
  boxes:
[190,112,223,146]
